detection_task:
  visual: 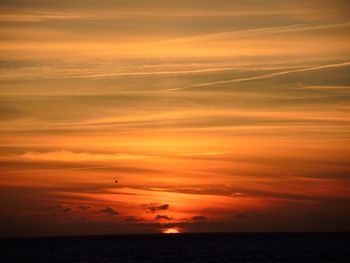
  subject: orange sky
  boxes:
[1,0,350,237]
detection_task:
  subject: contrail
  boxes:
[168,61,350,91]
[80,67,238,78]
[164,22,350,43]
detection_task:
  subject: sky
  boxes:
[0,0,350,237]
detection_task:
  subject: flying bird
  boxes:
[115,179,118,183]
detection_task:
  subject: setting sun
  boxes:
[162,228,181,234]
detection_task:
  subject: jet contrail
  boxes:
[168,61,350,91]
[164,22,350,43]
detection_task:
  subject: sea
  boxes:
[1,233,350,262]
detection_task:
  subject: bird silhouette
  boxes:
[115,179,118,183]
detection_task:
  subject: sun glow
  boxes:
[162,228,181,234]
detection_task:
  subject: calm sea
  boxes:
[1,233,350,262]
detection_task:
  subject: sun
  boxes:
[162,227,181,234]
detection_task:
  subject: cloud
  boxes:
[99,207,119,216]
[155,215,173,220]
[78,205,90,210]
[192,215,207,221]
[177,151,230,157]
[0,105,26,120]
[0,11,100,22]
[19,150,145,162]
[142,203,169,213]
[234,213,249,218]
[49,205,71,212]
[231,192,246,197]
[233,212,265,219]
[125,216,140,222]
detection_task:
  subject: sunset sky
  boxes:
[1,0,350,237]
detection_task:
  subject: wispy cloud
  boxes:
[18,150,146,162]
[177,151,230,157]
[0,11,100,22]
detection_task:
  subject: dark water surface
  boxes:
[1,233,350,262]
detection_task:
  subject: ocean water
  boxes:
[1,233,350,262]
